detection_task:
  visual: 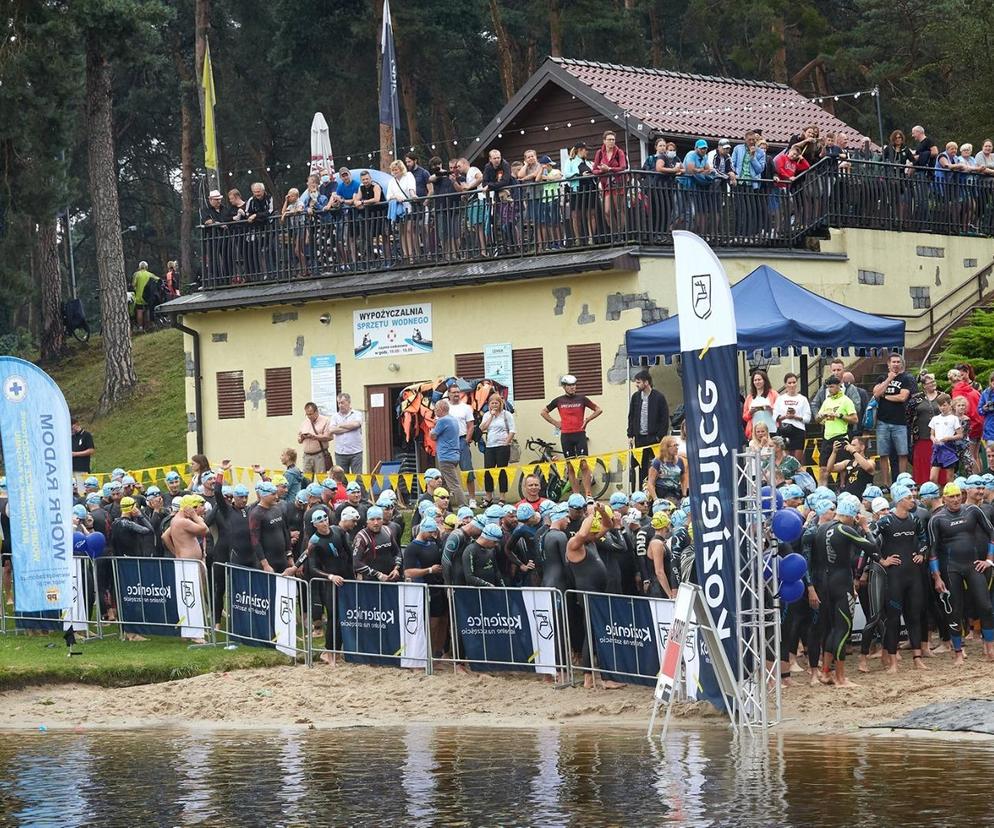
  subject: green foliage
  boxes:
[925,309,994,384]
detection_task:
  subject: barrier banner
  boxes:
[337,580,429,668]
[0,357,74,614]
[673,230,741,710]
[452,587,557,675]
[115,557,207,639]
[228,565,298,656]
[585,592,699,695]
[65,556,91,633]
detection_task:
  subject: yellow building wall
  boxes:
[181,228,994,469]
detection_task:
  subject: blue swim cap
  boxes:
[890,484,912,503]
[630,492,648,505]
[894,472,914,485]
[310,509,329,525]
[255,481,277,495]
[484,504,504,520]
[919,481,941,499]
[72,504,88,520]
[652,499,673,515]
[482,524,504,541]
[321,477,337,491]
[222,486,234,497]
[538,500,555,516]
[108,481,122,491]
[471,516,488,530]
[111,468,126,480]
[376,495,394,507]
[813,486,837,502]
[567,493,586,509]
[967,475,985,488]
[516,503,535,521]
[84,476,99,489]
[295,490,309,504]
[680,497,690,511]
[457,506,475,520]
[85,493,102,505]
[366,506,384,520]
[165,470,181,482]
[346,481,362,493]
[550,503,569,521]
[423,468,442,480]
[501,504,517,518]
[785,485,805,501]
[670,510,688,529]
[419,517,439,534]
[955,477,968,489]
[609,492,629,508]
[814,499,836,517]
[418,499,436,516]
[862,485,883,500]
[307,483,324,498]
[835,495,860,518]
[233,484,250,497]
[145,485,161,496]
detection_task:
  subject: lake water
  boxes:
[0,725,988,826]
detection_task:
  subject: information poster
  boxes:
[310,355,338,416]
[483,343,513,400]
[353,304,432,360]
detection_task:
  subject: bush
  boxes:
[925,309,994,386]
[0,330,36,360]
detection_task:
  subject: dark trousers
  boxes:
[630,434,660,491]
[483,445,511,494]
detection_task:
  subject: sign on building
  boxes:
[353,304,433,360]
[309,354,338,416]
[483,343,514,400]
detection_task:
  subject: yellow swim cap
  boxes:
[943,483,962,496]
[651,512,671,530]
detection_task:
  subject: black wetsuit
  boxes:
[112,515,155,557]
[596,530,629,595]
[566,544,608,667]
[442,528,473,586]
[301,528,353,651]
[248,503,291,571]
[645,535,671,599]
[782,523,817,667]
[333,499,369,530]
[463,541,503,587]
[352,526,401,579]
[876,511,928,653]
[403,538,445,617]
[634,524,654,586]
[928,504,994,647]
[811,519,878,663]
[540,529,569,592]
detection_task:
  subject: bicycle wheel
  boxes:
[588,458,612,501]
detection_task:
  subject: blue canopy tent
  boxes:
[625,264,906,368]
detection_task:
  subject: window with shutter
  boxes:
[512,348,545,400]
[454,352,485,378]
[265,367,293,417]
[216,371,245,419]
[567,343,603,395]
[336,362,343,397]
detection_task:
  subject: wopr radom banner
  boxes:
[673,230,741,709]
[0,357,73,613]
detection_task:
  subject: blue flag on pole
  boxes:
[0,357,74,613]
[379,0,400,130]
[673,230,741,710]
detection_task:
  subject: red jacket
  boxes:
[952,380,983,439]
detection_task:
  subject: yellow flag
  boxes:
[201,38,218,172]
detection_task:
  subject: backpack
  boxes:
[862,397,878,431]
[142,277,164,307]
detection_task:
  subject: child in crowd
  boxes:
[929,393,961,482]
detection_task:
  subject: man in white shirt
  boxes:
[297,401,332,478]
[446,382,478,508]
[455,157,486,255]
[330,392,364,474]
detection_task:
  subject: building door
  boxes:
[365,384,395,471]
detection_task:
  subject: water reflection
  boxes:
[0,726,991,827]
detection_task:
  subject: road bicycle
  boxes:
[515,436,612,501]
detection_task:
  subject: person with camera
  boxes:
[825,435,876,496]
[427,156,459,256]
[816,375,859,486]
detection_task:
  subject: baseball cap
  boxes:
[433,487,450,499]
[340,506,361,522]
[560,374,577,386]
[567,493,586,509]
[84,476,99,489]
[943,482,962,496]
[871,496,890,514]
[482,524,504,541]
[609,492,629,508]
[366,506,384,520]
[919,481,941,499]
[146,485,161,496]
[72,504,88,520]
[165,471,181,482]
[424,468,442,480]
[538,154,555,165]
[862,485,883,500]
[120,496,136,511]
[420,517,439,534]
[651,512,670,530]
[457,506,475,521]
[718,138,731,147]
[346,481,362,493]
[311,509,329,524]
[694,139,708,149]
[255,481,277,495]
[516,503,535,521]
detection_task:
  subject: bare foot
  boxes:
[953,650,965,666]
[454,663,473,675]
[913,656,929,670]
[833,678,860,688]
[601,679,626,690]
[868,649,883,660]
[818,671,835,686]
[583,674,595,689]
[920,646,933,658]
[885,661,898,674]
[320,652,334,665]
[858,657,870,674]
[809,672,821,687]
[782,676,793,688]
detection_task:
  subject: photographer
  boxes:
[825,435,876,496]
[429,157,460,256]
[815,375,859,486]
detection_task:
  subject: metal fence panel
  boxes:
[111,556,213,641]
[1,555,104,637]
[221,562,310,663]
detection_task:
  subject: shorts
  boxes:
[876,421,910,457]
[561,432,589,459]
[931,442,959,469]
[458,439,474,472]
[778,423,807,453]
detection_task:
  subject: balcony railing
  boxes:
[196,161,994,290]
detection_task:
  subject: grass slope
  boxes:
[44,328,187,472]
[0,632,289,691]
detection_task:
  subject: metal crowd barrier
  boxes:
[1,555,104,638]
[565,588,698,696]
[110,556,214,643]
[314,578,431,674]
[219,562,310,664]
[435,584,571,679]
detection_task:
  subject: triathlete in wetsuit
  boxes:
[351,507,402,581]
[463,525,505,587]
[299,509,352,660]
[540,518,569,592]
[810,494,878,687]
[645,513,673,599]
[442,521,481,586]
[781,502,829,687]
[927,484,994,663]
[875,485,929,670]
[596,524,630,595]
[403,519,447,646]
[248,484,292,572]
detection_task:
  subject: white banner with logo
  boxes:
[173,558,208,640]
[274,575,299,657]
[353,303,433,359]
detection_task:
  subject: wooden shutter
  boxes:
[336,361,343,397]
[216,371,245,419]
[512,348,545,400]
[454,352,485,378]
[265,367,293,417]
[567,343,603,395]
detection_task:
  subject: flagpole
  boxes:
[379,0,400,171]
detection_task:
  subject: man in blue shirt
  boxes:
[335,167,361,268]
[430,399,465,506]
[681,139,715,235]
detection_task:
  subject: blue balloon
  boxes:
[779,579,805,603]
[73,532,88,553]
[771,508,804,544]
[778,551,808,582]
[761,485,784,514]
[84,532,106,559]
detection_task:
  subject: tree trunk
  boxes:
[85,35,138,412]
[648,3,664,67]
[38,219,66,363]
[399,70,420,151]
[548,0,562,57]
[195,0,217,191]
[770,19,788,84]
[379,123,395,172]
[488,0,516,102]
[173,45,195,285]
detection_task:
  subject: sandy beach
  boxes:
[3,647,994,735]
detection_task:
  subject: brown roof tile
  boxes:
[553,58,870,146]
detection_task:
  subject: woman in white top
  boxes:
[480,394,516,504]
[387,159,419,261]
[772,372,812,460]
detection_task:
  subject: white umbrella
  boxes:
[310,112,334,173]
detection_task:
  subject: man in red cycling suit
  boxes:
[541,374,602,497]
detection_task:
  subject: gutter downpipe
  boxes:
[172,314,204,455]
